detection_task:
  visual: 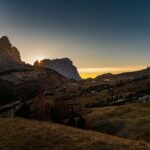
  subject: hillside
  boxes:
[95,67,150,82]
[85,102,150,142]
[0,67,70,106]
[0,118,150,150]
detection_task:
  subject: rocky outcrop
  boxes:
[0,36,26,72]
[0,36,21,63]
[34,58,81,81]
[0,49,23,72]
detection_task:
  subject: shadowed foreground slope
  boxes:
[0,118,150,150]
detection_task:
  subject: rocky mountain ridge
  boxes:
[34,58,81,81]
[0,36,71,105]
[0,36,21,63]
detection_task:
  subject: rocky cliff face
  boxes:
[0,36,25,72]
[34,58,81,81]
[0,36,21,63]
[0,50,23,72]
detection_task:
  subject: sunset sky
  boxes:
[0,0,150,78]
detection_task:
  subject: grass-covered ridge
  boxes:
[85,102,150,142]
[0,118,150,150]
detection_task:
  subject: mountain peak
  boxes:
[0,36,21,63]
[34,58,81,81]
[1,36,10,42]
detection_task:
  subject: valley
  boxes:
[0,36,150,149]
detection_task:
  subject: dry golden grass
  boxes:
[0,117,150,150]
[85,102,150,142]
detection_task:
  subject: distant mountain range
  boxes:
[95,68,150,82]
[34,58,81,81]
[1,35,150,83]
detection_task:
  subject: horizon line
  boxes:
[78,65,147,78]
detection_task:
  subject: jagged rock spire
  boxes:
[0,36,22,63]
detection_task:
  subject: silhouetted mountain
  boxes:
[0,36,21,63]
[0,49,23,72]
[95,68,150,81]
[95,73,113,80]
[0,36,70,106]
[34,58,81,81]
[0,36,26,72]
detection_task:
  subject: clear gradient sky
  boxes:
[0,0,150,78]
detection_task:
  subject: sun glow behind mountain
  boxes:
[1,0,150,79]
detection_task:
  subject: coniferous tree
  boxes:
[77,115,86,129]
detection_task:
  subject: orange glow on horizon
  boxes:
[78,65,146,79]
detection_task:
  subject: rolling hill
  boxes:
[85,102,150,142]
[0,118,149,150]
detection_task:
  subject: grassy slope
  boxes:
[85,102,150,142]
[0,118,150,150]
